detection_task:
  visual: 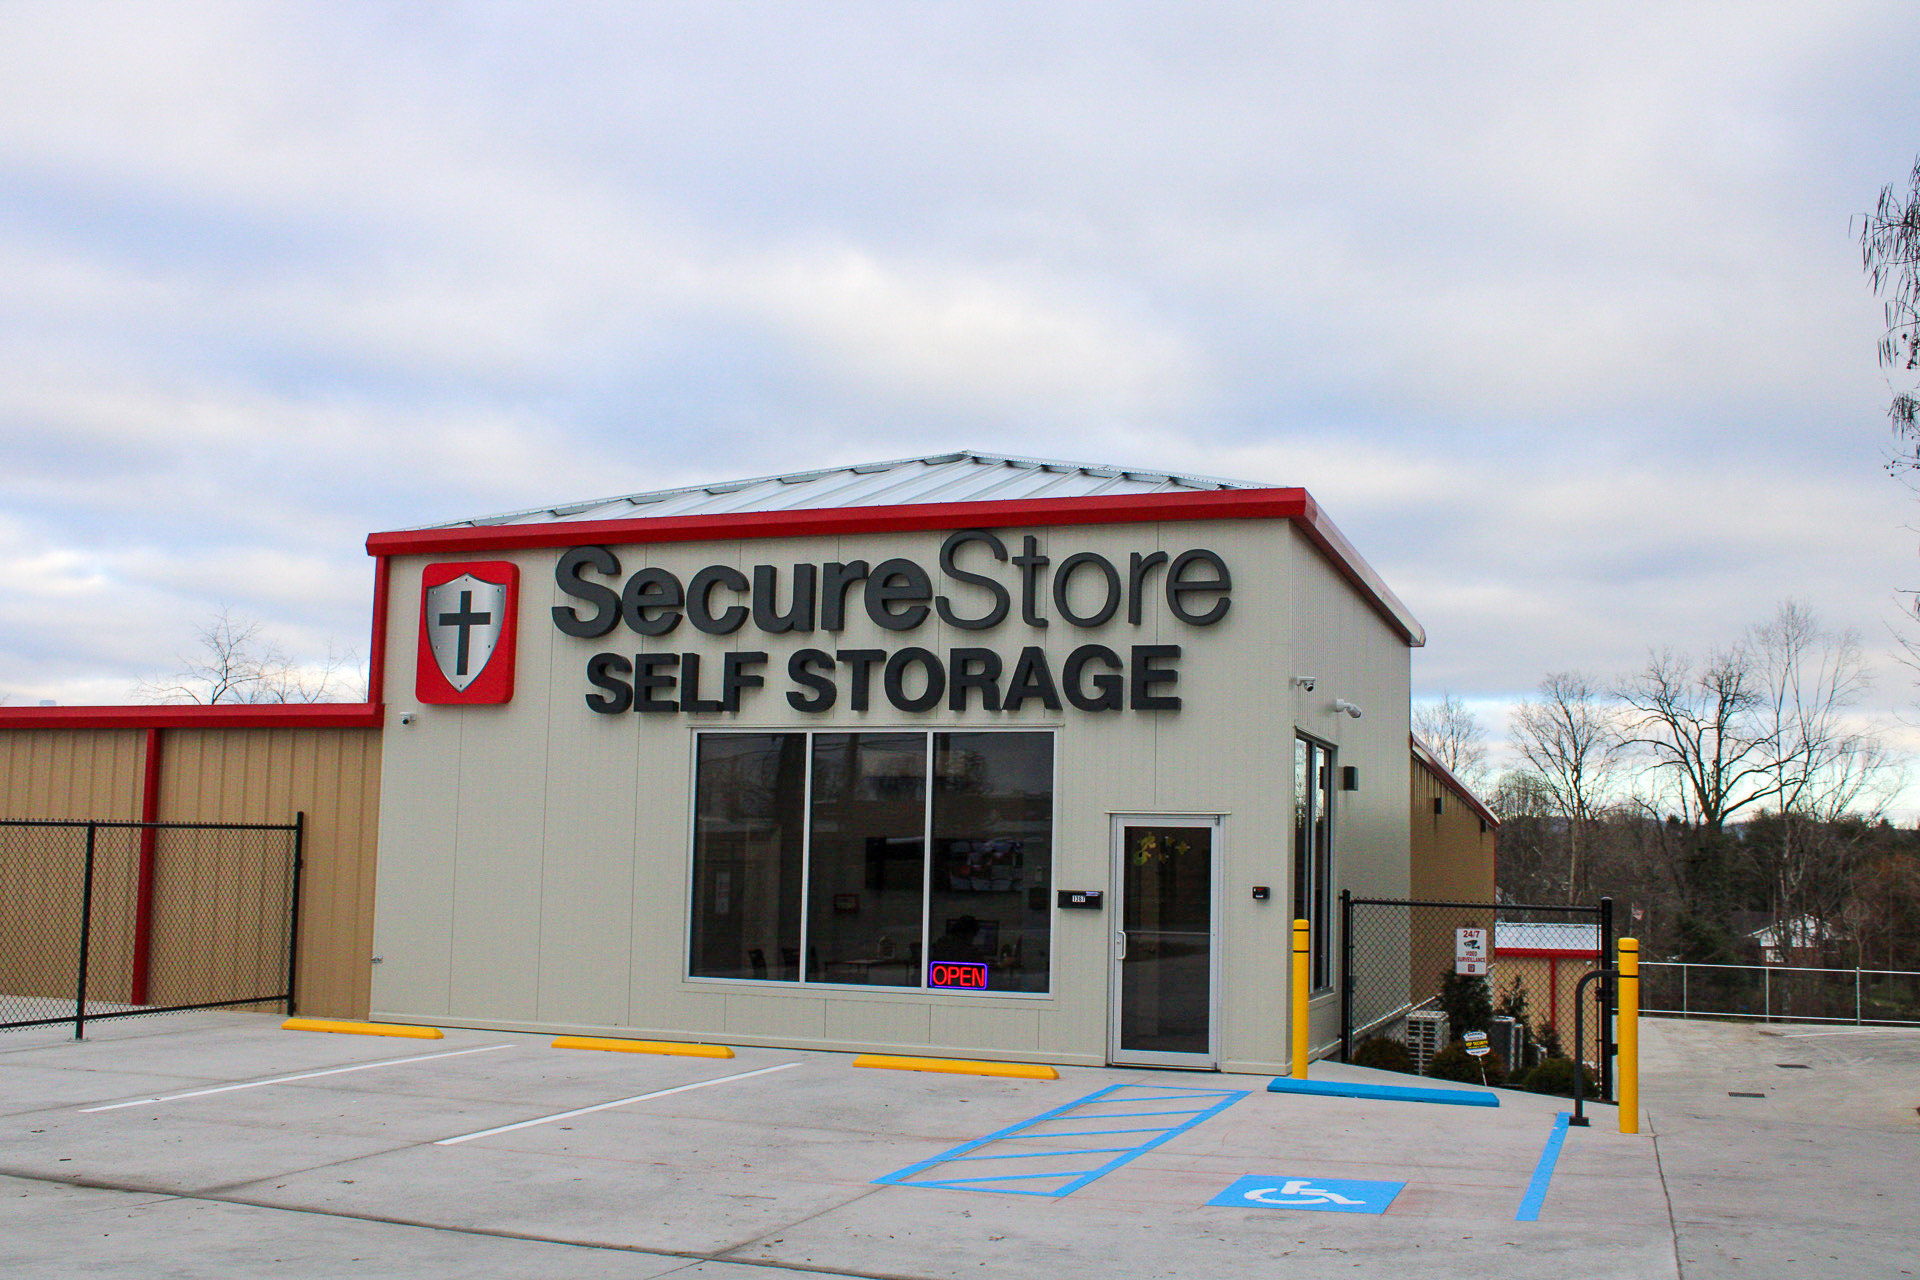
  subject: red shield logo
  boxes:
[416,562,518,704]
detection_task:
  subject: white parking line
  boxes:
[1778,1027,1920,1038]
[78,1043,517,1111]
[434,1060,804,1146]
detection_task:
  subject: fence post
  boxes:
[1292,918,1311,1079]
[285,811,306,1016]
[1599,896,1614,1102]
[1856,966,1862,1026]
[75,823,98,1041]
[1682,964,1689,1018]
[1764,966,1771,1023]
[1338,889,1354,1063]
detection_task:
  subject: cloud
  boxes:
[0,0,1916,833]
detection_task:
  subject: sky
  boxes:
[4,3,1920,806]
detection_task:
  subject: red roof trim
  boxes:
[1411,734,1500,829]
[366,488,1425,646]
[0,703,383,730]
[1496,946,1600,960]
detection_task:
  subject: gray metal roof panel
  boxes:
[423,451,1264,530]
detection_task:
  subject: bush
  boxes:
[1518,1057,1598,1098]
[1438,969,1493,1038]
[1351,1036,1415,1073]
[1427,1040,1507,1087]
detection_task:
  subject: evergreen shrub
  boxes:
[1519,1057,1598,1097]
[1427,1040,1507,1087]
[1351,1035,1415,1074]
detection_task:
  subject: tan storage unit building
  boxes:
[365,453,1426,1073]
[0,708,382,1023]
[1409,737,1498,904]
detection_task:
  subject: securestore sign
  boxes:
[551,528,1232,717]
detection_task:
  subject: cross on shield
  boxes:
[416,562,519,704]
[426,574,507,690]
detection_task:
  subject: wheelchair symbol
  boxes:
[1208,1173,1403,1213]
[1243,1180,1367,1207]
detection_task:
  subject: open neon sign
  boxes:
[928,961,989,990]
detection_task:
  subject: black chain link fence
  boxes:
[1340,893,1613,1097]
[0,817,302,1037]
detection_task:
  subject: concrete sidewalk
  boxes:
[0,1012,1908,1278]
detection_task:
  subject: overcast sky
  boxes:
[5,4,1920,805]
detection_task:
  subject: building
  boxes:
[3,452,1489,1073]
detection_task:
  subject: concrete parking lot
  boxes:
[0,1012,1911,1279]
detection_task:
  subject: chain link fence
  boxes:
[0,817,302,1037]
[1340,893,1613,1096]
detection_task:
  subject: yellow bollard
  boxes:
[1291,918,1311,1079]
[1618,937,1640,1135]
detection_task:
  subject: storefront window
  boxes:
[929,732,1053,993]
[689,730,1053,993]
[806,733,927,986]
[688,734,806,981]
[1294,736,1334,991]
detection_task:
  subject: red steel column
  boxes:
[128,726,162,1004]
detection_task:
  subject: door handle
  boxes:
[1115,930,1128,959]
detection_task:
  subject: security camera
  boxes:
[1293,676,1316,692]
[1333,699,1364,719]
[399,713,417,726]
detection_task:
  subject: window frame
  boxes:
[684,726,1058,999]
[1293,733,1336,994]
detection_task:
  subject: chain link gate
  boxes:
[1339,892,1614,1099]
[0,816,303,1038]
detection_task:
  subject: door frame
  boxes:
[1107,813,1224,1069]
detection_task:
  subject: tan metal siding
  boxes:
[1409,755,1496,903]
[156,728,382,1020]
[0,730,147,1007]
[0,729,146,820]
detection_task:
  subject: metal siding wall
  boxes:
[157,728,381,1020]
[373,517,1405,1074]
[0,729,145,819]
[1142,521,1292,1073]
[0,731,145,1007]
[0,725,378,1020]
[1409,757,1497,903]
[369,557,459,1020]
[1285,523,1413,1064]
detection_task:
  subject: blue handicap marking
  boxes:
[1208,1174,1405,1215]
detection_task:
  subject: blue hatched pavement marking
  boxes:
[873,1082,1250,1197]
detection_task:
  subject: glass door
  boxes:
[1109,816,1220,1068]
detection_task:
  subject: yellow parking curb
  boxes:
[552,1036,734,1059]
[282,1018,444,1040]
[854,1053,1058,1080]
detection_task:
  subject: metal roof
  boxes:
[425,451,1267,529]
[1411,735,1501,828]
[1495,922,1601,954]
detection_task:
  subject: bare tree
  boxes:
[1413,692,1490,791]
[1747,602,1902,957]
[1860,156,1920,447]
[1753,602,1896,822]
[1509,672,1623,903]
[1616,646,1776,835]
[137,609,360,704]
